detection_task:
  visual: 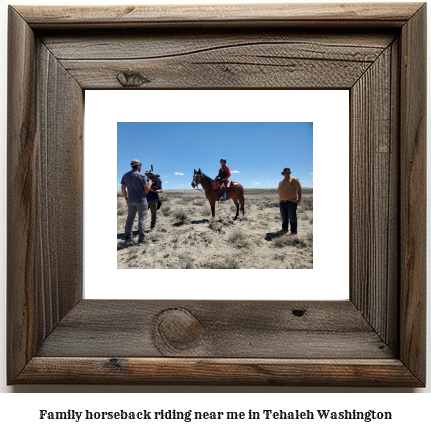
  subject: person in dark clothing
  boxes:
[145,170,163,232]
[121,159,152,244]
[215,158,231,201]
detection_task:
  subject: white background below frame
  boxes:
[84,90,349,300]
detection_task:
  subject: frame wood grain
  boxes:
[7,3,426,386]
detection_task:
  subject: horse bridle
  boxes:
[192,172,211,194]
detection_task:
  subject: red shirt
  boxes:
[217,165,231,180]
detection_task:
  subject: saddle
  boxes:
[212,180,239,190]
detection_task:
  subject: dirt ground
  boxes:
[117,188,313,269]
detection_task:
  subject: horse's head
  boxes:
[191,168,202,188]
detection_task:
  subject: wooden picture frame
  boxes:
[7,3,426,386]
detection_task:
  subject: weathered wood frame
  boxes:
[7,4,426,386]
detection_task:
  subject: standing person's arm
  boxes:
[144,182,152,193]
[297,189,302,205]
[143,176,152,194]
[121,184,128,204]
[295,178,302,204]
[154,180,163,194]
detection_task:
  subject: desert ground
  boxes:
[117,187,313,269]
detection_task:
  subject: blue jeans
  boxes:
[219,179,228,199]
[279,201,297,233]
[125,202,148,240]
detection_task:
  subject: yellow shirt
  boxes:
[278,176,301,202]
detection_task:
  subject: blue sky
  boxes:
[117,122,313,190]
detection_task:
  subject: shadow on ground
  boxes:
[265,231,283,241]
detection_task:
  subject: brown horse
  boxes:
[191,168,245,219]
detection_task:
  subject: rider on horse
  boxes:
[215,158,231,201]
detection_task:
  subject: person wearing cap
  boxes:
[145,170,163,232]
[121,159,153,244]
[215,158,231,201]
[278,167,302,234]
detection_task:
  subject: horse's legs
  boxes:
[206,193,216,218]
[239,189,245,215]
[232,196,239,219]
[209,199,216,218]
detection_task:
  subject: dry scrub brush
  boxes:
[228,229,252,249]
[117,189,313,269]
[172,208,188,224]
[205,256,241,269]
[272,234,312,249]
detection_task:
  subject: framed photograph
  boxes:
[85,89,349,301]
[7,4,426,386]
